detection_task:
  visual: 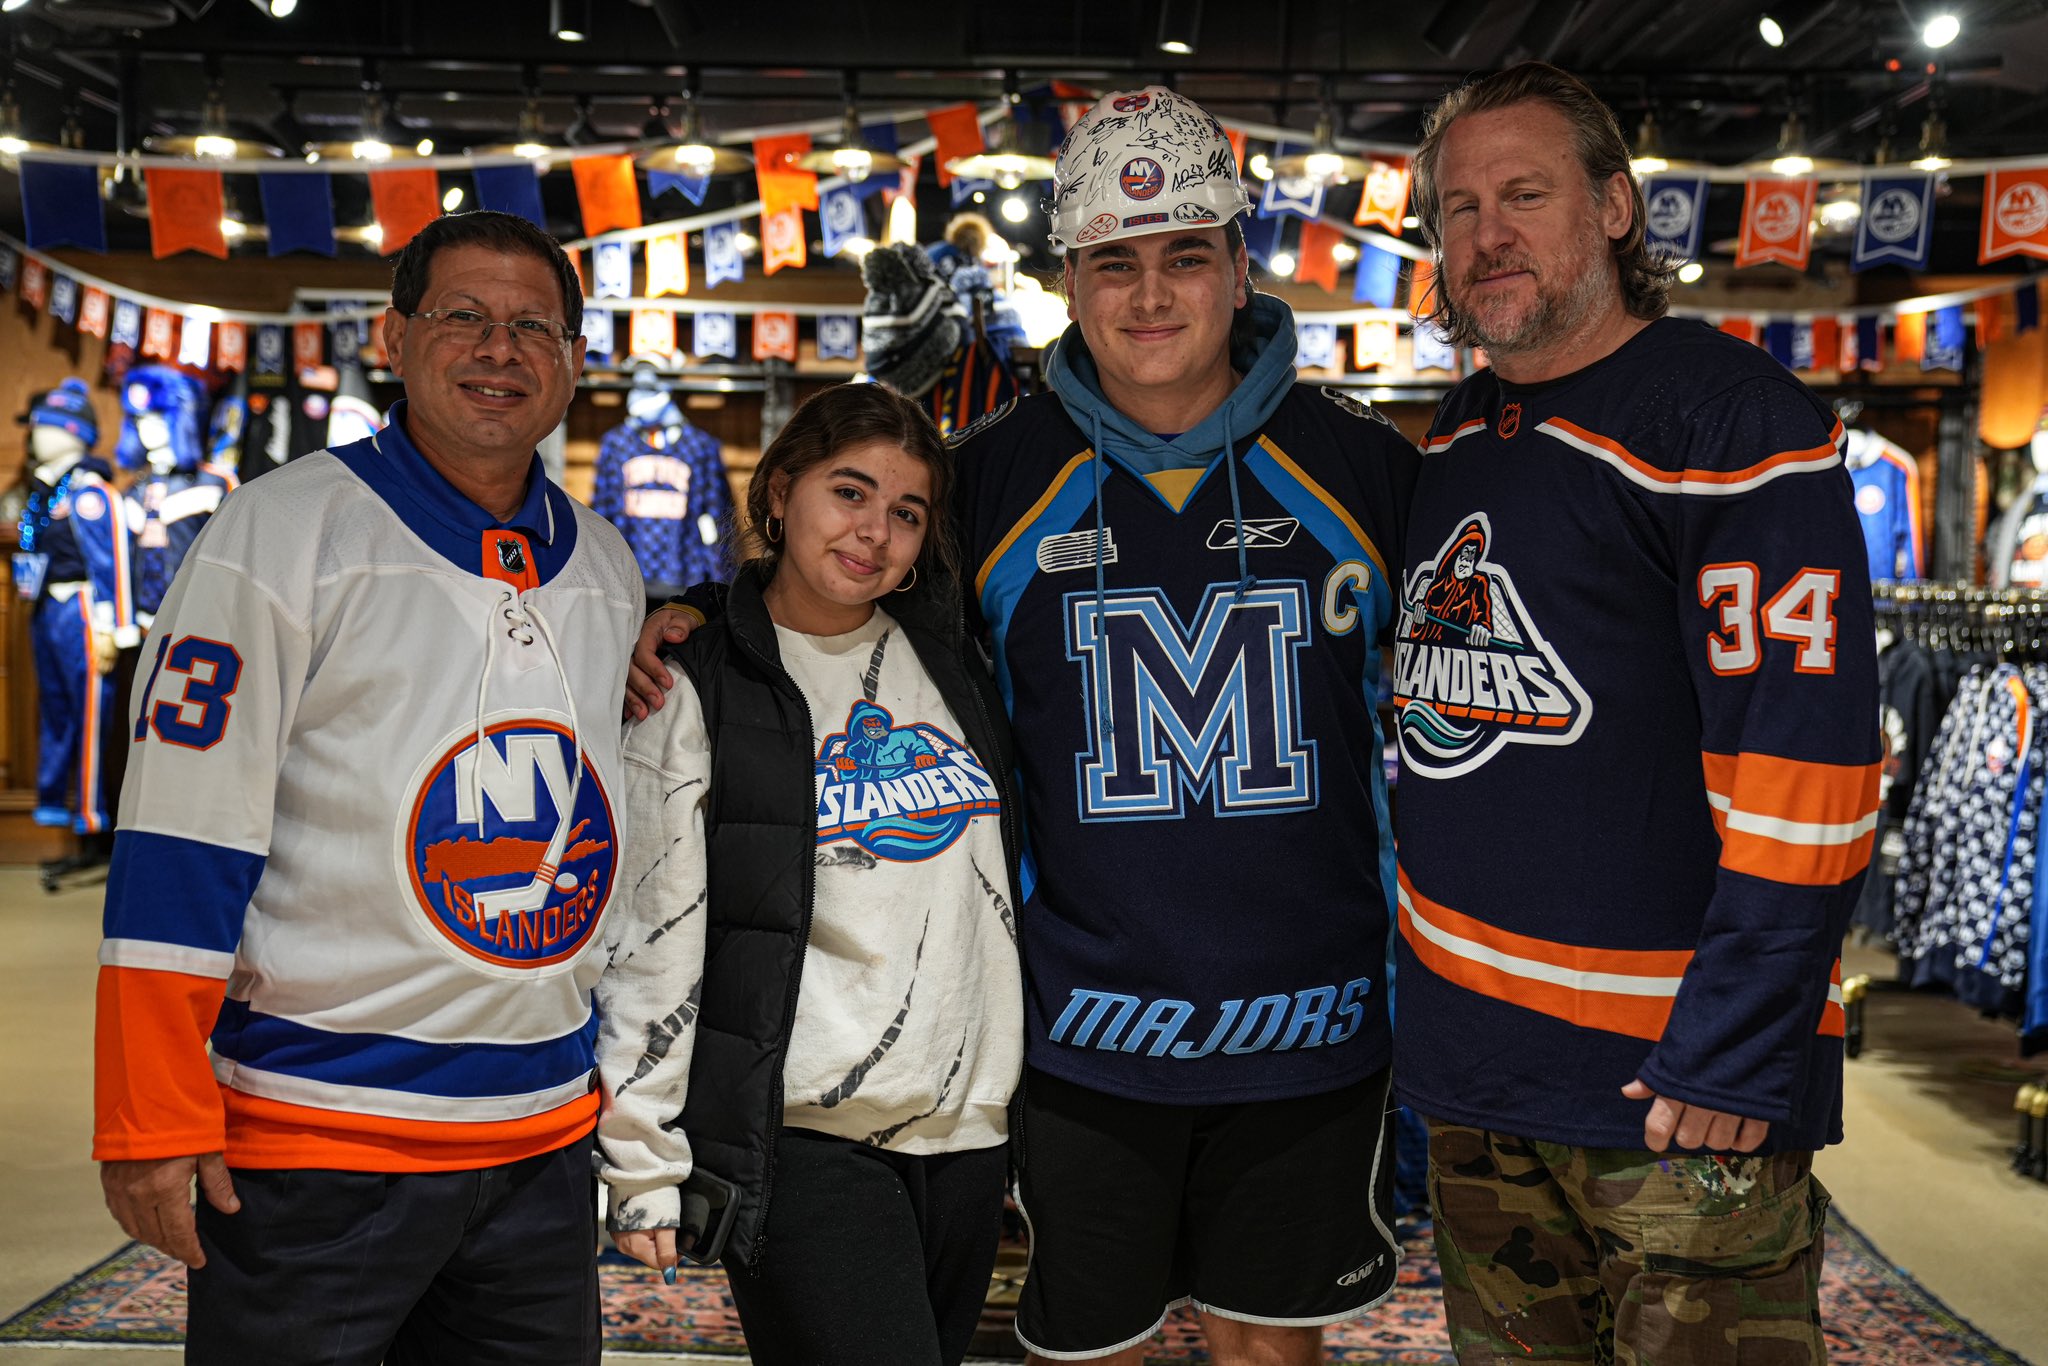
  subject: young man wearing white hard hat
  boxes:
[626,86,1417,1365]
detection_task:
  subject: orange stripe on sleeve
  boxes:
[1702,750,1883,826]
[93,964,230,1161]
[1544,416,1842,490]
[1702,750,1881,886]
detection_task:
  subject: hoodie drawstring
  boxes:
[1219,409,1253,601]
[473,588,582,833]
[1089,412,1114,741]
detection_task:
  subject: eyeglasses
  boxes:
[410,308,576,351]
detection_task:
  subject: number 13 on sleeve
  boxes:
[134,634,245,750]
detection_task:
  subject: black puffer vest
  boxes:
[666,562,1022,1271]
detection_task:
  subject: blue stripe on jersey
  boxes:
[211,999,599,1097]
[328,401,581,585]
[978,455,1101,716]
[1242,439,1394,629]
[104,830,264,952]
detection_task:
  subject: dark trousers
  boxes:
[723,1127,1008,1366]
[187,1136,601,1366]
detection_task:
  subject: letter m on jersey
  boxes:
[1066,583,1317,821]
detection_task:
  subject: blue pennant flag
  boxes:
[329,300,366,370]
[0,244,17,291]
[48,274,78,326]
[1412,320,1458,372]
[2019,283,2041,336]
[1241,215,1285,269]
[254,324,288,377]
[580,308,614,362]
[1297,322,1337,369]
[1353,243,1401,307]
[259,172,337,256]
[1763,320,1796,369]
[1853,174,1935,272]
[705,222,744,288]
[594,241,633,300]
[693,309,737,359]
[1789,321,1816,371]
[473,163,547,228]
[112,299,143,349]
[951,176,996,208]
[820,184,866,258]
[1924,305,1965,371]
[20,158,106,252]
[817,312,860,361]
[647,169,710,205]
[853,120,901,202]
[1856,315,1882,369]
[1641,175,1708,263]
[1257,145,1325,221]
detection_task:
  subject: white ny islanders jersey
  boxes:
[94,410,642,1171]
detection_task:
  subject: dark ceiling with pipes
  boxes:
[6,0,2048,273]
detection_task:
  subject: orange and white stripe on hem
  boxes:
[1539,416,1844,497]
[1700,749,1882,887]
[1397,869,1847,1041]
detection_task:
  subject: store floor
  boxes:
[2,874,2044,1364]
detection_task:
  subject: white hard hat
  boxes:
[1049,86,1253,250]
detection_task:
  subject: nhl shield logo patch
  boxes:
[399,719,617,970]
[1497,402,1522,439]
[1394,513,1591,778]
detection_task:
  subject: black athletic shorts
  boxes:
[1014,1064,1399,1359]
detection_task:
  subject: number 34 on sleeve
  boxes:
[1697,564,1841,677]
[133,635,245,750]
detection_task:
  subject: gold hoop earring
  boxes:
[894,564,918,592]
[763,515,783,544]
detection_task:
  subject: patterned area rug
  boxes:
[0,1211,2028,1364]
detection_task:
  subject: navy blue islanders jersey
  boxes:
[1393,317,1880,1152]
[955,385,1418,1104]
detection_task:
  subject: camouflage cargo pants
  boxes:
[1426,1121,1829,1365]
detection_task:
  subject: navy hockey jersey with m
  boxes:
[956,386,1418,1104]
[1393,318,1880,1152]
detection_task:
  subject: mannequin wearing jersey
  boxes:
[128,366,238,618]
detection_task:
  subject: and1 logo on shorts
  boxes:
[813,701,1000,862]
[401,719,616,969]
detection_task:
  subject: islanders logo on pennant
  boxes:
[1394,514,1591,779]
[813,701,1001,861]
[400,719,616,971]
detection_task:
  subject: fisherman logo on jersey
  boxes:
[1395,514,1590,778]
[399,719,616,970]
[814,701,1002,861]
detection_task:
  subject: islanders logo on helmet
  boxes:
[814,701,1001,861]
[399,718,617,971]
[1051,85,1252,250]
[1393,513,1591,779]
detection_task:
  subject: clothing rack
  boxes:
[1872,581,2048,660]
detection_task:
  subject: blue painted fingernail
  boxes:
[663,1265,677,1285]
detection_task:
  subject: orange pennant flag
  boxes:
[144,168,228,259]
[1353,320,1397,370]
[1980,167,2048,264]
[754,135,819,218]
[369,167,441,255]
[1224,128,1247,174]
[1735,177,1815,269]
[294,321,325,370]
[1408,259,1437,318]
[1719,317,1757,344]
[629,308,676,365]
[19,257,47,309]
[1894,310,1925,362]
[762,206,807,276]
[141,308,178,360]
[78,287,109,338]
[646,230,690,297]
[1809,317,1839,373]
[1296,221,1342,292]
[1978,296,2009,349]
[927,103,985,187]
[1356,157,1411,234]
[753,310,798,362]
[216,321,248,373]
[570,155,642,238]
[567,248,587,296]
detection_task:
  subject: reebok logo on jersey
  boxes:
[401,719,616,969]
[814,702,1001,861]
[1394,513,1591,778]
[1207,517,1299,550]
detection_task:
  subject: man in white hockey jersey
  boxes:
[94,211,643,1364]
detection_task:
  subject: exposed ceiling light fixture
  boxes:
[1771,110,1813,175]
[1269,95,1368,187]
[1923,12,1960,47]
[1629,110,1669,176]
[797,78,907,184]
[1156,0,1201,55]
[1911,101,1951,170]
[550,0,591,42]
[1759,14,1786,45]
[633,73,752,177]
[469,90,560,160]
[307,69,421,163]
[144,75,284,159]
[946,77,1055,190]
[247,0,296,15]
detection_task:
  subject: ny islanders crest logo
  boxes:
[1395,514,1590,778]
[400,719,616,970]
[814,702,1001,861]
